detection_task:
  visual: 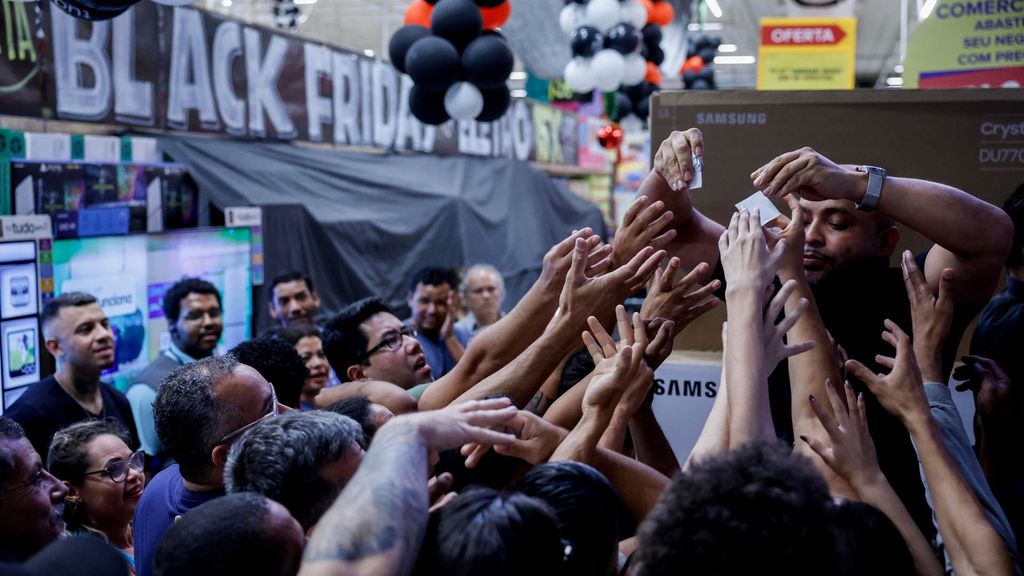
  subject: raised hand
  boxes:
[954,355,1012,423]
[461,409,568,468]
[539,228,602,288]
[613,195,676,268]
[764,196,807,279]
[653,128,704,192]
[750,147,864,202]
[640,257,720,335]
[901,250,955,383]
[802,380,883,492]
[580,306,646,413]
[845,320,930,425]
[642,317,675,371]
[406,398,518,452]
[718,209,786,295]
[558,237,666,323]
[762,279,815,370]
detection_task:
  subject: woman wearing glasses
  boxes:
[47,419,145,575]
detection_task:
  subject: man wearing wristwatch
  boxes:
[638,130,1013,544]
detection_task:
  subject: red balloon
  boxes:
[404,0,433,26]
[645,62,662,85]
[651,1,674,26]
[480,1,510,29]
[597,124,623,149]
[640,0,655,24]
[681,55,704,74]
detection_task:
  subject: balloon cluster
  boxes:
[680,34,720,90]
[559,0,672,95]
[600,0,669,122]
[391,0,514,125]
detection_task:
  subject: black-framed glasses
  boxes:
[216,388,278,446]
[359,327,416,362]
[84,450,145,483]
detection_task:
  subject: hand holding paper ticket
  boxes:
[653,128,704,192]
[736,191,782,227]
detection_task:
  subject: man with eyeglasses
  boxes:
[126,278,223,468]
[134,355,281,576]
[0,417,69,562]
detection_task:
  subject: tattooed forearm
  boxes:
[300,421,430,576]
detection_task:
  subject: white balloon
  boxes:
[444,82,484,121]
[592,49,625,92]
[621,53,647,85]
[559,4,586,37]
[584,0,620,33]
[620,0,648,30]
[564,58,596,93]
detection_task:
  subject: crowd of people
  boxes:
[1,128,1022,575]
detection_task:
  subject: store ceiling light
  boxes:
[705,0,723,18]
[509,71,527,80]
[294,0,317,4]
[894,64,904,73]
[714,55,755,65]
[511,89,527,98]
[718,43,738,53]
[688,22,723,31]
[886,77,904,86]
[364,49,374,57]
[221,0,231,6]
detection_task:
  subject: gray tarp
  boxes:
[156,136,607,332]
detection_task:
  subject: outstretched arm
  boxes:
[752,148,1012,312]
[299,400,517,576]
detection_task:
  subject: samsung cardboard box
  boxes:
[650,88,1024,351]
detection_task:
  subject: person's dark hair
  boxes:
[409,267,458,292]
[831,499,916,576]
[225,411,363,531]
[161,277,221,324]
[418,487,563,576]
[269,271,315,299]
[46,419,131,533]
[0,417,27,500]
[636,440,838,576]
[516,461,621,576]
[322,297,393,382]
[229,338,306,410]
[40,292,97,332]
[154,355,240,484]
[153,492,298,576]
[275,323,321,347]
[324,397,376,447]
[1004,182,1024,269]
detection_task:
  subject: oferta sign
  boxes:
[903,0,1024,88]
[757,17,857,90]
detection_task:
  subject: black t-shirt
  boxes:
[712,253,938,541]
[6,375,140,465]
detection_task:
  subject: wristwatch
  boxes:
[855,165,885,212]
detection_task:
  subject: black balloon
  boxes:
[431,0,483,52]
[641,24,662,47]
[477,87,511,122]
[571,26,604,58]
[612,91,633,121]
[75,0,138,10]
[51,0,135,20]
[605,23,640,55]
[474,0,505,6]
[648,46,665,66]
[462,34,514,89]
[622,82,645,102]
[405,36,461,92]
[641,81,659,97]
[424,0,440,4]
[635,96,650,120]
[409,85,451,125]
[389,25,431,74]
[682,70,698,88]
[699,47,716,63]
[694,35,713,51]
[691,78,712,90]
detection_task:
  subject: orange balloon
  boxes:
[652,1,674,26]
[681,55,704,74]
[640,0,655,23]
[480,0,510,29]
[645,62,662,85]
[404,0,433,26]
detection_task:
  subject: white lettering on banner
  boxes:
[770,26,835,44]
[113,8,154,125]
[212,21,246,135]
[358,58,373,147]
[244,27,295,138]
[511,100,532,161]
[167,8,219,129]
[304,42,333,143]
[331,51,361,146]
[372,59,398,148]
[52,12,112,121]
